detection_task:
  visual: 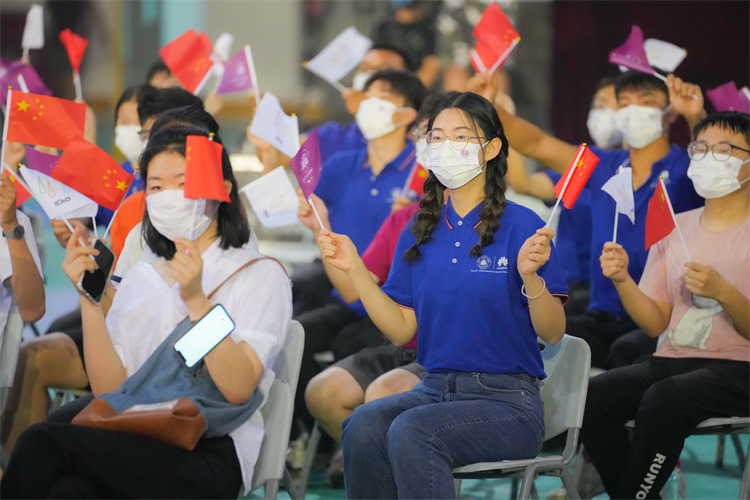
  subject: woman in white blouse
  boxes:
[1,126,292,498]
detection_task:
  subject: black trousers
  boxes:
[1,395,242,499]
[580,356,750,499]
[565,309,639,369]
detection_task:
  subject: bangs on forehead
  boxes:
[429,107,482,136]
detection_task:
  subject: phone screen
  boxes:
[173,304,236,368]
[80,239,115,303]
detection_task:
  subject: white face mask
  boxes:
[687,155,750,199]
[115,125,144,164]
[587,107,623,149]
[614,104,671,149]
[415,137,428,167]
[355,97,406,140]
[424,141,489,189]
[352,70,375,92]
[146,189,214,242]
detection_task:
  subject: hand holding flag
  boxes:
[470,2,521,75]
[290,130,325,230]
[59,29,88,100]
[304,26,373,93]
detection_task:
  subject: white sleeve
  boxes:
[219,259,292,372]
[111,222,144,289]
[1,211,43,284]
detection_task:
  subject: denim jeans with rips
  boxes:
[341,370,545,499]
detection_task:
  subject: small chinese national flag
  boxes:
[159,29,214,93]
[407,163,429,197]
[50,136,133,211]
[9,173,32,207]
[471,2,520,73]
[6,90,86,150]
[184,135,229,202]
[645,180,675,250]
[59,29,88,72]
[553,144,599,209]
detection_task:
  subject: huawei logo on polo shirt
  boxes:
[496,256,508,271]
[476,255,492,270]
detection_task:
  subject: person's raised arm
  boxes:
[467,72,578,174]
[517,227,565,343]
[684,262,750,339]
[0,173,45,322]
[61,226,127,395]
[318,229,417,346]
[666,75,705,135]
[600,242,672,336]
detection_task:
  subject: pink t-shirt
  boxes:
[639,207,750,362]
[361,202,420,350]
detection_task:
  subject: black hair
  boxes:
[590,76,616,108]
[137,88,205,126]
[416,91,459,126]
[614,70,669,104]
[363,69,427,129]
[114,85,156,127]
[693,111,750,147]
[404,92,510,263]
[369,42,416,72]
[150,106,221,137]
[139,126,250,260]
[146,59,171,84]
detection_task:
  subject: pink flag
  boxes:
[216,48,253,95]
[0,59,51,105]
[706,81,749,112]
[608,25,655,76]
[25,146,59,175]
[290,130,322,199]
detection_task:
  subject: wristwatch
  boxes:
[2,225,25,240]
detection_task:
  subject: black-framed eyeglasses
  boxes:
[425,131,486,150]
[687,141,750,162]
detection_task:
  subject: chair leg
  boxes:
[561,470,582,500]
[518,465,539,500]
[283,467,301,500]
[297,421,322,499]
[740,441,750,500]
[454,478,462,497]
[511,477,520,500]
[731,435,746,471]
[264,478,280,500]
[718,435,726,468]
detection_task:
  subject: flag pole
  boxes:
[102,178,136,241]
[659,177,691,261]
[470,49,487,74]
[488,38,520,74]
[22,49,30,63]
[17,74,30,93]
[307,195,326,231]
[545,144,587,228]
[244,45,262,110]
[61,216,88,247]
[327,78,347,94]
[92,217,98,239]
[0,88,13,175]
[193,65,214,96]
[612,205,619,244]
[73,70,82,101]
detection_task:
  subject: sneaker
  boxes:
[326,448,345,489]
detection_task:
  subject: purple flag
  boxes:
[25,146,59,175]
[216,49,253,95]
[706,81,747,112]
[0,59,51,105]
[608,26,655,76]
[739,88,750,113]
[290,130,322,199]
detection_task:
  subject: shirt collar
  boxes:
[360,140,416,173]
[444,197,483,230]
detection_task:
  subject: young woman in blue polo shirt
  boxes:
[317,91,568,499]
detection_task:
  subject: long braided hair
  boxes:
[404,92,510,263]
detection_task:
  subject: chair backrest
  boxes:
[0,301,23,409]
[250,320,305,493]
[538,335,591,440]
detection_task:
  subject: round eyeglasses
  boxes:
[425,131,486,150]
[687,141,750,162]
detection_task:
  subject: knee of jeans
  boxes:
[386,410,432,453]
[342,404,384,447]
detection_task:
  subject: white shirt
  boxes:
[0,210,43,338]
[106,236,292,492]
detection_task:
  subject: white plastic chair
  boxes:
[249,320,304,500]
[0,301,24,467]
[453,335,592,500]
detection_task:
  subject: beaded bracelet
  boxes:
[521,277,546,300]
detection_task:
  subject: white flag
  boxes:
[20,165,98,220]
[240,166,300,228]
[249,93,301,159]
[601,167,635,223]
[644,38,687,73]
[22,5,45,50]
[304,26,373,84]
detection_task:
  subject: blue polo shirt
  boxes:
[382,199,569,378]
[586,145,703,317]
[315,121,366,163]
[315,141,416,251]
[544,170,592,284]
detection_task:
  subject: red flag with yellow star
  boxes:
[8,172,32,207]
[159,29,214,93]
[59,29,88,72]
[6,90,86,150]
[645,180,676,250]
[553,144,599,209]
[184,135,230,202]
[406,163,428,197]
[50,136,133,211]
[471,3,521,74]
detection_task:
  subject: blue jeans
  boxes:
[341,371,545,499]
